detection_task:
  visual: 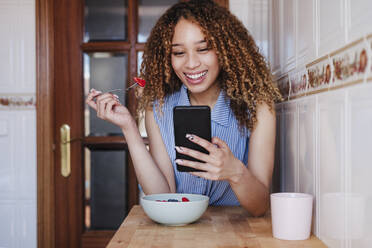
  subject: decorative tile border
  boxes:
[0,94,36,109]
[367,34,372,82]
[277,33,372,101]
[329,38,367,90]
[306,55,332,95]
[277,74,290,101]
[289,67,307,99]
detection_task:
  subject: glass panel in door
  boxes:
[83,52,128,136]
[84,148,128,230]
[84,0,128,42]
[137,0,179,42]
[83,51,129,232]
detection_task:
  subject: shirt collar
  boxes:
[177,84,191,106]
[177,85,231,127]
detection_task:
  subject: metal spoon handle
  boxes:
[106,88,124,94]
[125,83,138,91]
[93,83,139,99]
[106,83,137,94]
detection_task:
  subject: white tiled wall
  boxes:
[348,85,372,247]
[347,0,372,43]
[298,98,316,197]
[0,111,36,248]
[274,84,372,248]
[282,103,297,193]
[0,0,35,94]
[296,0,316,68]
[230,0,270,59]
[0,0,36,247]
[318,90,346,247]
[281,0,296,72]
[231,0,372,247]
[318,0,346,57]
[298,97,317,234]
[268,0,281,76]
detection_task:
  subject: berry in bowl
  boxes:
[140,193,209,226]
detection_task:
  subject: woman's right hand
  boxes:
[86,88,135,130]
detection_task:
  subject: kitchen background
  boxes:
[1,0,371,247]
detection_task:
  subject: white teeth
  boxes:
[186,71,207,79]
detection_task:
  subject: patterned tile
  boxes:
[330,38,368,89]
[277,74,290,101]
[367,34,372,82]
[289,67,308,99]
[306,55,332,94]
[279,33,372,101]
[0,95,35,109]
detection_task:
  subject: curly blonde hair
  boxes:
[138,0,282,131]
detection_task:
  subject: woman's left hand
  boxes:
[175,134,244,183]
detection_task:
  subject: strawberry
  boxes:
[133,77,146,87]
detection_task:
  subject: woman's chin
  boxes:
[185,83,206,93]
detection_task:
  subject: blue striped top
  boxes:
[153,85,250,206]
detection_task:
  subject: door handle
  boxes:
[60,124,71,177]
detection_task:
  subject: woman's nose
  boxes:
[185,53,201,69]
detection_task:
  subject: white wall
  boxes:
[0,0,37,247]
[231,0,372,247]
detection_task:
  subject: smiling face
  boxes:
[171,18,220,101]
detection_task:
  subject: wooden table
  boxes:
[107,205,326,248]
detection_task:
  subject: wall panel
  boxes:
[281,0,296,72]
[318,0,346,57]
[318,91,346,247]
[0,110,36,248]
[298,97,317,234]
[0,0,36,247]
[296,0,316,67]
[253,0,372,246]
[348,85,372,247]
[0,0,35,94]
[269,0,281,75]
[282,102,298,192]
[347,0,372,42]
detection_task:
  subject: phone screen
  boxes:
[173,106,211,172]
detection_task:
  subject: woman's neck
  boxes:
[188,83,221,109]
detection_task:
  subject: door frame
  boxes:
[36,0,139,246]
[36,0,55,246]
[36,0,229,247]
[36,0,143,245]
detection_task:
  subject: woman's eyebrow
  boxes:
[171,40,206,47]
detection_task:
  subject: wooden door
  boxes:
[37,0,228,247]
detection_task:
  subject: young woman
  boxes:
[86,0,282,216]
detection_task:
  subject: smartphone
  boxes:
[173,106,211,172]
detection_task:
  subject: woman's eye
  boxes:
[198,48,209,53]
[172,51,184,56]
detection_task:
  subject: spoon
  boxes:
[93,77,146,97]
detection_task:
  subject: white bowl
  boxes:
[140,193,209,226]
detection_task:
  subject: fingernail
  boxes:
[96,90,102,94]
[175,159,182,163]
[113,94,119,99]
[175,146,183,152]
[186,134,193,140]
[90,88,95,92]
